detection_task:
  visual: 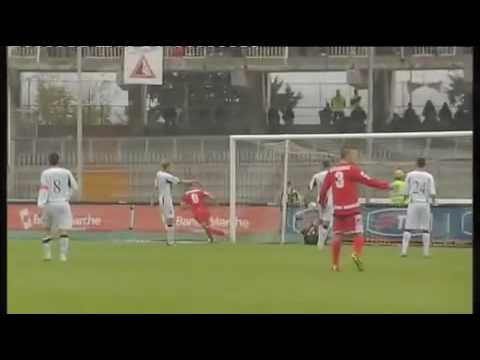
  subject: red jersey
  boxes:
[182,188,213,211]
[319,161,390,216]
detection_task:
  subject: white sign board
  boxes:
[123,47,163,85]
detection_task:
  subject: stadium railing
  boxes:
[328,47,369,57]
[9,135,472,204]
[9,46,464,61]
[245,47,288,59]
[412,47,457,56]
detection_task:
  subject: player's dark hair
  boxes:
[49,153,60,166]
[323,160,331,169]
[417,157,426,168]
[161,161,171,171]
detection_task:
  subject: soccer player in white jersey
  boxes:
[37,153,78,262]
[154,161,196,246]
[309,160,333,250]
[401,158,437,257]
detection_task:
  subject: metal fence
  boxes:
[9,136,472,203]
[246,47,288,58]
[328,47,369,57]
[9,46,462,62]
[9,46,38,58]
[82,46,124,58]
[164,46,208,58]
[412,47,456,56]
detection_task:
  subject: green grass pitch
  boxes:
[8,240,472,314]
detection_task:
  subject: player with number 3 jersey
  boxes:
[319,148,390,272]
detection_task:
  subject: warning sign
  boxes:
[130,55,156,79]
[123,47,163,85]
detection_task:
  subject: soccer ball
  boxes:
[308,202,317,209]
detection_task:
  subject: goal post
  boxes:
[229,131,473,244]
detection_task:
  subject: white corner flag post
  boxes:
[76,46,83,199]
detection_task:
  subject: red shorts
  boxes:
[333,213,363,234]
[193,208,210,225]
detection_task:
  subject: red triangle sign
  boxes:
[130,55,156,79]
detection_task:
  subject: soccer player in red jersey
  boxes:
[319,148,391,272]
[181,183,226,243]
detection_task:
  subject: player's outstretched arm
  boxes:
[204,191,220,207]
[179,179,198,185]
[353,167,390,190]
[308,176,316,192]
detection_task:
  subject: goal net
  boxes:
[229,131,472,245]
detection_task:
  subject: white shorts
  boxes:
[159,196,175,220]
[42,202,73,232]
[405,203,432,232]
[319,205,334,225]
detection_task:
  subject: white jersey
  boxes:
[309,170,333,207]
[155,171,180,200]
[404,170,436,204]
[37,167,78,207]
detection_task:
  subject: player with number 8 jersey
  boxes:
[319,148,391,271]
[181,184,226,243]
[37,152,78,262]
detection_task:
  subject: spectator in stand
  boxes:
[268,107,281,133]
[349,105,367,133]
[283,105,295,127]
[422,100,438,131]
[438,102,453,130]
[390,113,403,132]
[421,100,435,117]
[422,101,440,132]
[350,89,362,109]
[403,102,421,131]
[319,103,333,132]
[331,90,346,124]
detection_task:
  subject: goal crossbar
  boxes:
[230,131,472,142]
[229,131,472,244]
